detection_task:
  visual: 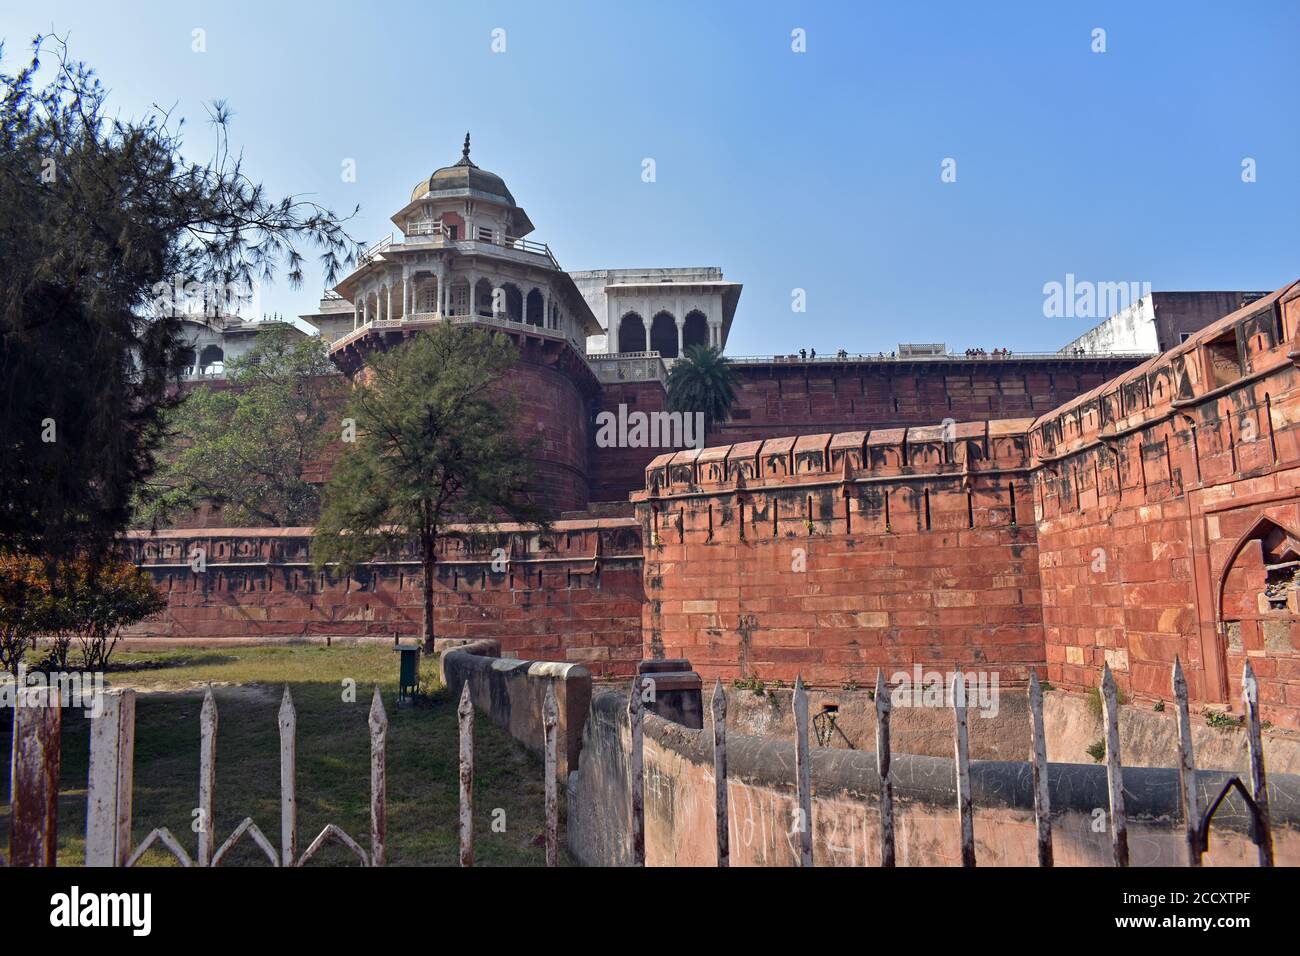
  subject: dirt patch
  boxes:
[102,679,280,705]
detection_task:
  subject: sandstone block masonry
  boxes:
[126,282,1300,730]
[709,355,1142,448]
[123,519,645,676]
[636,281,1300,730]
[635,421,1043,688]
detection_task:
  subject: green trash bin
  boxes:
[394,643,420,702]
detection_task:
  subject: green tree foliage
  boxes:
[0,36,358,569]
[135,326,338,528]
[665,344,739,434]
[312,324,549,649]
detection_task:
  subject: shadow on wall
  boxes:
[565,690,1300,867]
[438,638,592,780]
[726,684,1300,774]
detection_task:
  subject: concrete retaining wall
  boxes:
[567,690,1300,866]
[439,639,592,780]
[726,684,1300,774]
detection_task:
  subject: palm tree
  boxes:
[666,345,739,437]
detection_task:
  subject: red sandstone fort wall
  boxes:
[633,422,1044,686]
[587,380,672,504]
[167,334,594,528]
[710,358,1139,446]
[125,283,1300,729]
[629,281,1300,729]
[122,520,644,676]
[343,333,596,515]
[503,349,592,513]
[1031,281,1300,729]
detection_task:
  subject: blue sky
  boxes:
[3,0,1297,354]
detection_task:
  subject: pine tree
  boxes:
[311,324,549,650]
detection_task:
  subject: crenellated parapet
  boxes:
[1028,281,1300,484]
[633,419,1039,545]
[640,419,1035,494]
[633,420,1044,687]
[122,519,646,674]
[633,281,1300,727]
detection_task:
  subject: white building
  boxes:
[572,267,741,358]
[187,138,744,380]
[1060,291,1269,355]
[173,313,307,380]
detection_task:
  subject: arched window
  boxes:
[199,344,224,376]
[683,310,709,352]
[474,278,494,318]
[650,311,678,358]
[174,348,197,376]
[503,284,524,322]
[526,288,544,326]
[618,312,646,353]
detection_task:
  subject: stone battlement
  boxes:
[629,281,1300,728]
[127,280,1300,730]
[123,519,645,674]
[1029,280,1300,465]
[639,418,1034,498]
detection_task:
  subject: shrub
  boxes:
[0,554,165,673]
[53,557,167,670]
[0,553,56,674]
[1086,685,1127,720]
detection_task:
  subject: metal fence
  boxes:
[625,659,1275,868]
[4,660,1272,867]
[2,682,560,868]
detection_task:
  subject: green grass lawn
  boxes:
[0,645,568,866]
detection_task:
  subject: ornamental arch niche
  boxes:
[650,311,678,358]
[474,278,494,317]
[503,283,524,322]
[683,309,709,351]
[199,344,224,374]
[174,347,197,376]
[618,312,646,353]
[1217,513,1300,694]
[526,288,544,326]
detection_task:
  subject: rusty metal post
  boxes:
[1100,664,1129,867]
[711,678,729,867]
[9,689,61,867]
[457,682,474,867]
[1172,658,1200,867]
[368,686,387,867]
[198,687,218,867]
[952,669,975,867]
[874,669,895,867]
[793,675,813,867]
[278,685,297,867]
[542,685,559,867]
[627,674,645,866]
[1242,661,1274,867]
[1027,672,1052,867]
[86,688,136,866]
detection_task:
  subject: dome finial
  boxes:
[462,131,471,160]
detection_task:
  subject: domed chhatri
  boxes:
[409,132,515,206]
[325,136,741,370]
